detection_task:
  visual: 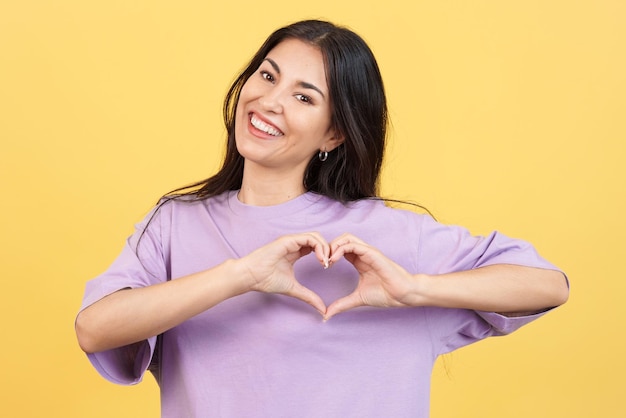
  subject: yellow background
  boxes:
[1,1,624,417]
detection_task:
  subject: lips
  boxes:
[249,113,284,137]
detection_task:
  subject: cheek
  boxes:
[233,103,244,134]
[306,112,333,138]
[234,87,253,124]
[235,80,253,111]
[239,76,263,100]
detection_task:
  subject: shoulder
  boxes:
[314,195,431,233]
[350,198,432,225]
[144,191,232,228]
[156,191,231,212]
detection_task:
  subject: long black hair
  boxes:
[138,21,430,258]
[167,19,388,203]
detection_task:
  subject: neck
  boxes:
[239,163,307,206]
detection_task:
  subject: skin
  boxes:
[234,38,344,206]
[75,39,569,354]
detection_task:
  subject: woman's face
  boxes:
[234,38,342,176]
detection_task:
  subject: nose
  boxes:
[258,87,284,114]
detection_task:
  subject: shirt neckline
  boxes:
[227,190,324,220]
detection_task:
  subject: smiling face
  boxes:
[234,38,343,181]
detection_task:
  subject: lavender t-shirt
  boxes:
[80,191,562,417]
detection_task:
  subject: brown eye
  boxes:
[260,71,275,83]
[295,94,313,104]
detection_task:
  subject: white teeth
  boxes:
[250,114,283,136]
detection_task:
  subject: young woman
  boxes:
[76,20,568,417]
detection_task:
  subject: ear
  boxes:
[322,130,345,152]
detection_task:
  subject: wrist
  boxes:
[404,273,434,307]
[220,258,256,295]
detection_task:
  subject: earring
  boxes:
[318,149,328,162]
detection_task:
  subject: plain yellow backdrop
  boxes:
[1,1,624,417]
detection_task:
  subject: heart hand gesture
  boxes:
[239,232,418,320]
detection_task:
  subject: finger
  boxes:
[286,282,327,316]
[329,240,372,265]
[296,232,330,268]
[329,233,365,252]
[324,291,364,321]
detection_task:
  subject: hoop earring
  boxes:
[318,149,328,162]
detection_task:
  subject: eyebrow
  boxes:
[263,58,326,99]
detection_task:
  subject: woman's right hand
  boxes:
[77,232,330,354]
[238,232,330,315]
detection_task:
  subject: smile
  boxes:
[250,114,284,137]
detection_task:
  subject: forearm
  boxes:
[76,259,251,354]
[413,264,569,315]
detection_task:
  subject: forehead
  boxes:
[264,39,327,84]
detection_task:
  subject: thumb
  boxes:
[324,292,363,321]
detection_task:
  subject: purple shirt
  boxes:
[80,191,562,417]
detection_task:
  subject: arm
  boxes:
[410,264,568,315]
[324,234,568,319]
[76,233,330,354]
[76,259,249,354]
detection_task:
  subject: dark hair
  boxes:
[167,19,388,203]
[138,22,430,256]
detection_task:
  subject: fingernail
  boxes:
[323,258,329,269]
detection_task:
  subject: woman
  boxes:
[76,20,568,417]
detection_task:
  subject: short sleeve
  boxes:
[415,215,566,354]
[425,307,555,355]
[416,215,561,274]
[78,203,170,385]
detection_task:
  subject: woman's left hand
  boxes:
[324,234,569,320]
[324,233,422,320]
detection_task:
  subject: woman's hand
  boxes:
[239,232,330,315]
[324,233,420,320]
[323,234,568,320]
[77,232,332,353]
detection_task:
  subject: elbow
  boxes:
[548,270,570,307]
[75,310,100,354]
